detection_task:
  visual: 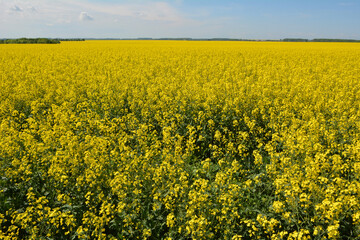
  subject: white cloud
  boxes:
[79,11,93,21]
[8,5,23,12]
[28,6,37,13]
[0,0,194,38]
[72,1,186,23]
[1,1,187,24]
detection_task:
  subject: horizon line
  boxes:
[1,37,360,42]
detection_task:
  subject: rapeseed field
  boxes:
[1,40,360,239]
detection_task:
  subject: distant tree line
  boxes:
[1,37,358,43]
[0,38,60,44]
[282,38,360,42]
[0,38,86,44]
[312,38,360,42]
[282,38,309,42]
[56,38,85,41]
[129,38,360,42]
[134,38,360,42]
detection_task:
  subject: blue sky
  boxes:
[1,0,359,39]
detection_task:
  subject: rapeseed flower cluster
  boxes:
[0,40,360,239]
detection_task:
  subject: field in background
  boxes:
[1,41,360,239]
